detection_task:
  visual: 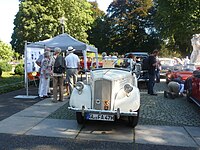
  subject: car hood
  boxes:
[175,71,193,80]
[91,69,132,81]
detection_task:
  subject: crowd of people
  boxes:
[133,49,188,98]
[35,47,190,101]
[145,50,191,98]
[36,46,80,102]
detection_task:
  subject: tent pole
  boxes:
[83,50,87,70]
[95,50,99,68]
[24,41,29,96]
[14,41,39,99]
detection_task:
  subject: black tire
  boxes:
[76,112,84,124]
[164,91,168,98]
[166,78,169,84]
[186,89,193,103]
[128,109,140,128]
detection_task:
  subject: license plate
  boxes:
[86,113,114,121]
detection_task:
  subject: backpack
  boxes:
[53,56,65,74]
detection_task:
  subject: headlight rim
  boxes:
[124,83,133,94]
[75,81,84,91]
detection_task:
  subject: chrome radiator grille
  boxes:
[94,79,112,110]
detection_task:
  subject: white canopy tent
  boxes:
[27,33,98,70]
[15,33,98,99]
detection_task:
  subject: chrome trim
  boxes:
[68,106,138,116]
[189,96,200,107]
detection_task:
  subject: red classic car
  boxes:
[185,70,200,107]
[166,64,196,83]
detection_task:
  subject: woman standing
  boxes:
[39,51,52,99]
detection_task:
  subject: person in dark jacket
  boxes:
[147,50,159,96]
[52,47,66,103]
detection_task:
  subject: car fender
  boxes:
[114,86,140,112]
[69,85,91,109]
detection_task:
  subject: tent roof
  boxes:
[27,33,97,53]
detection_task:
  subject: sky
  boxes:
[0,0,113,45]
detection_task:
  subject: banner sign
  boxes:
[26,47,44,73]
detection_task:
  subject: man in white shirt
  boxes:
[65,46,80,96]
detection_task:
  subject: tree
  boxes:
[88,16,111,54]
[87,1,110,53]
[0,40,14,61]
[105,0,155,54]
[11,0,94,54]
[155,0,200,55]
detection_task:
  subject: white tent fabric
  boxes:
[27,33,98,70]
[27,33,97,53]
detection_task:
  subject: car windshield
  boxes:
[90,57,136,71]
[183,64,196,71]
[173,64,196,71]
[160,59,174,66]
[125,52,148,63]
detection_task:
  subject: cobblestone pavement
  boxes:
[49,81,200,127]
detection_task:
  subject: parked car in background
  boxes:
[185,70,200,107]
[165,64,196,83]
[125,52,149,82]
[125,52,149,63]
[68,58,140,127]
[158,58,176,77]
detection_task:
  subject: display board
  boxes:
[26,47,44,73]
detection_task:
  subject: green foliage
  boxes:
[0,72,24,94]
[100,0,159,54]
[0,61,12,72]
[0,40,14,61]
[159,47,182,58]
[87,1,110,53]
[155,0,200,53]
[11,0,94,54]
[88,1,105,21]
[13,52,21,61]
[14,64,24,75]
[0,67,2,77]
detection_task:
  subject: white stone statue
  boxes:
[190,34,200,65]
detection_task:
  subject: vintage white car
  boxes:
[68,58,140,127]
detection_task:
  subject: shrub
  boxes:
[14,64,24,75]
[0,61,12,72]
[0,67,2,77]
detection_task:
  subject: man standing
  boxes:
[148,50,159,96]
[65,46,80,97]
[52,47,66,102]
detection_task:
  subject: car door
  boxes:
[191,76,200,101]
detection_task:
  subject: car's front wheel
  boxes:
[76,112,84,124]
[128,109,140,128]
[186,89,193,103]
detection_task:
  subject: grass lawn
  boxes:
[0,72,24,94]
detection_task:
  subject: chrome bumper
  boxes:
[68,106,138,117]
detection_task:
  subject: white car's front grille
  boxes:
[94,79,112,110]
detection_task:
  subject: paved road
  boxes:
[0,82,199,150]
[0,87,40,121]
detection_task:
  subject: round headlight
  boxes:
[75,81,84,91]
[124,84,133,93]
